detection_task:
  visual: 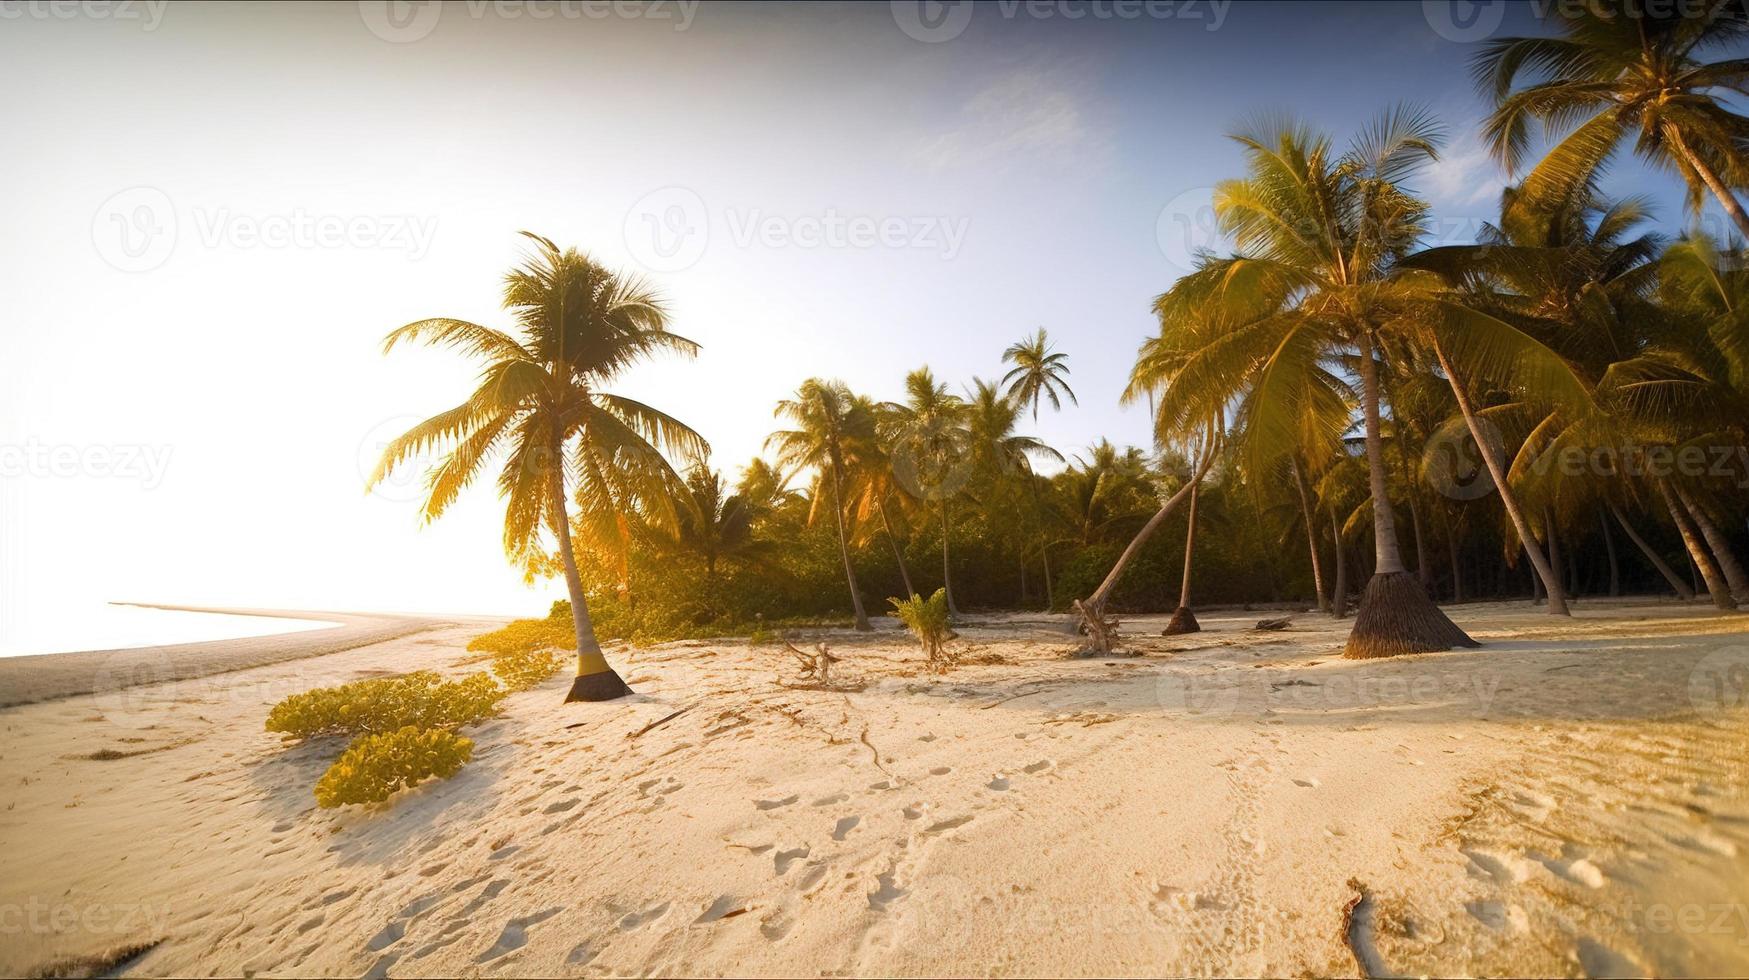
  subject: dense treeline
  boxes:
[374,2,1749,697]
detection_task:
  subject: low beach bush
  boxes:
[491,648,565,692]
[265,672,505,740]
[890,589,957,672]
[313,726,473,808]
[466,616,575,656]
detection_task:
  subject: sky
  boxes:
[1,0,1736,648]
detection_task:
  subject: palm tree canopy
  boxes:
[368,231,706,567]
[1001,328,1078,419]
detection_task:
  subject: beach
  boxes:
[1,599,1746,977]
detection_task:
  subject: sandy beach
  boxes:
[2,599,1746,977]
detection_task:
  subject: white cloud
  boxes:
[910,64,1108,171]
[1422,127,1507,213]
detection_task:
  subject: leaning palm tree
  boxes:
[1001,328,1078,420]
[369,232,705,702]
[1475,1,1749,239]
[768,379,874,631]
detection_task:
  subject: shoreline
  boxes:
[0,606,511,709]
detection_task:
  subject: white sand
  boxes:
[2,599,1747,977]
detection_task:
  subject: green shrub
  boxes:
[313,726,473,808]
[265,671,506,740]
[889,589,957,671]
[466,616,576,656]
[491,648,566,692]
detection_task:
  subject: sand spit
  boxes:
[1,599,1746,976]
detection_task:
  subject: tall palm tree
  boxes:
[1001,328,1078,420]
[768,379,874,630]
[891,368,973,617]
[844,395,919,600]
[1475,1,1749,239]
[369,232,704,702]
[670,463,768,581]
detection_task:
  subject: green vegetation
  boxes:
[265,672,505,740]
[313,727,474,809]
[889,589,955,671]
[374,5,1747,666]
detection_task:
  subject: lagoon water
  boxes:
[0,603,337,658]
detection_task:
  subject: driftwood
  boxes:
[626,706,690,740]
[780,642,865,691]
[1252,617,1292,631]
[1070,599,1121,655]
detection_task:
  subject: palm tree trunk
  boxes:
[551,463,630,703]
[1658,479,1737,610]
[1676,485,1749,601]
[829,462,872,631]
[1443,508,1463,603]
[1669,128,1749,242]
[1544,508,1565,603]
[1292,457,1329,612]
[1329,501,1349,619]
[1073,442,1214,650]
[1041,546,1054,613]
[940,502,961,619]
[1599,510,1620,597]
[877,495,915,599]
[1610,504,1693,599]
[1433,341,1569,615]
[1165,473,1202,635]
[1347,341,1477,657]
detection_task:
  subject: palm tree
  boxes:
[844,395,919,600]
[768,379,874,631]
[1474,1,1749,239]
[1001,328,1078,420]
[891,368,973,617]
[369,232,704,702]
[670,463,768,581]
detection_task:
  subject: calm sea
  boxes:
[0,603,339,658]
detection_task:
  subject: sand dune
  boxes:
[1,599,1745,976]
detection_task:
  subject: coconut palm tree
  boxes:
[768,379,874,631]
[844,395,920,600]
[891,368,973,617]
[1474,1,1749,239]
[1001,328,1078,421]
[369,232,704,702]
[670,463,769,581]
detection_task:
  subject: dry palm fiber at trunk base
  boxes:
[1163,607,1201,635]
[1343,571,1477,659]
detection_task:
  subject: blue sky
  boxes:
[1,1,1737,638]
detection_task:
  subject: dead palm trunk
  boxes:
[1164,472,1203,635]
[829,460,872,631]
[876,494,916,599]
[1675,485,1749,601]
[1433,340,1569,615]
[1041,546,1054,612]
[1291,457,1329,612]
[1072,442,1215,651]
[552,458,631,703]
[1658,479,1737,610]
[1609,504,1693,599]
[1346,341,1477,658]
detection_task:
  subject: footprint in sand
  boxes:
[812,792,848,806]
[902,804,926,820]
[832,815,860,840]
[694,894,749,924]
[565,941,596,966]
[365,921,404,952]
[755,794,800,810]
[930,766,951,776]
[924,814,973,834]
[760,909,794,941]
[774,846,811,874]
[867,871,906,910]
[1022,760,1053,774]
[987,776,1011,791]
[1292,776,1320,788]
[617,902,669,931]
[795,860,829,891]
[542,798,580,814]
[490,845,521,861]
[475,907,560,962]
[361,952,399,979]
[457,879,511,917]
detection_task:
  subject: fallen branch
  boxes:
[626,706,690,740]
